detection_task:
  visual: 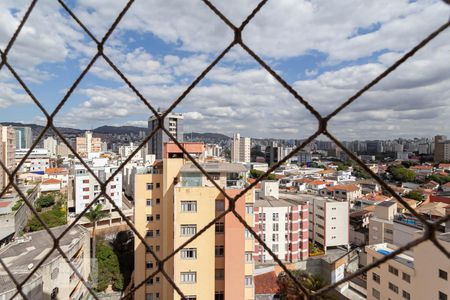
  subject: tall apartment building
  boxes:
[76,131,102,157]
[14,126,32,149]
[434,135,450,163]
[148,111,184,160]
[0,126,16,190]
[308,196,349,251]
[43,136,58,157]
[366,232,450,300]
[15,148,51,172]
[253,182,309,263]
[73,161,122,214]
[231,133,251,163]
[134,142,254,300]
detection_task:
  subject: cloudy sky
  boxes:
[0,0,449,140]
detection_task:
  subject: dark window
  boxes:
[439,292,448,300]
[439,269,448,280]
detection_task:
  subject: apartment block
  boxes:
[366,232,450,300]
[253,183,309,263]
[148,111,184,160]
[14,126,32,149]
[73,161,122,214]
[0,225,90,300]
[0,126,16,190]
[43,136,58,157]
[308,196,349,251]
[231,133,251,163]
[75,131,102,157]
[15,148,51,172]
[134,142,254,300]
[319,184,362,202]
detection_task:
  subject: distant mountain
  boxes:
[93,125,147,135]
[184,132,230,144]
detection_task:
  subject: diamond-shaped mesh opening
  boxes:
[0,0,449,299]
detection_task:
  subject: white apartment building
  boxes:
[366,232,450,300]
[231,133,251,163]
[118,142,145,161]
[15,148,51,172]
[308,196,350,251]
[43,136,58,157]
[73,162,122,214]
[205,143,222,157]
[254,183,309,263]
[1,126,16,189]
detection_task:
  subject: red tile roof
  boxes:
[443,182,450,188]
[411,165,433,170]
[254,271,279,295]
[438,163,450,169]
[328,184,360,192]
[42,178,61,185]
[430,195,450,205]
[0,202,12,208]
[45,168,67,174]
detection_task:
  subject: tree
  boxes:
[35,195,55,208]
[249,169,276,180]
[388,165,416,182]
[277,270,333,300]
[96,242,124,292]
[427,174,450,185]
[403,191,425,201]
[85,204,110,262]
[26,203,66,232]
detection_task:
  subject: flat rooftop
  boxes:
[367,243,414,269]
[0,225,88,292]
[180,162,247,173]
[255,195,307,208]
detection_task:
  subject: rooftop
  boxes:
[0,225,89,292]
[377,200,397,208]
[367,243,414,269]
[327,184,360,192]
[255,194,308,208]
[180,162,247,173]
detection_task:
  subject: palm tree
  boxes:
[85,204,110,261]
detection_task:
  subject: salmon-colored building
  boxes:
[134,142,255,300]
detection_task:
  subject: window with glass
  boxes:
[180,224,197,236]
[215,245,224,257]
[273,223,279,231]
[245,204,253,214]
[245,252,253,263]
[180,272,197,283]
[181,201,197,212]
[272,213,279,221]
[215,269,224,280]
[402,290,411,300]
[372,272,380,284]
[216,200,225,211]
[388,265,399,276]
[146,199,152,206]
[215,222,224,234]
[146,183,153,190]
[402,272,410,283]
[388,282,399,294]
[372,288,380,300]
[439,269,448,280]
[181,248,197,259]
[245,276,253,287]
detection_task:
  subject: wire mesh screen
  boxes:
[0,0,449,299]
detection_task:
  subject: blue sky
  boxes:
[0,0,449,140]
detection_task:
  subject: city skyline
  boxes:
[0,1,449,140]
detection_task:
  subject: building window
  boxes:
[155,293,160,299]
[146,262,153,269]
[272,234,279,242]
[82,179,89,184]
[402,290,411,300]
[273,223,279,231]
[215,245,224,257]
[388,265,399,276]
[185,297,196,300]
[215,269,224,280]
[181,201,197,212]
[156,198,160,204]
[245,228,253,239]
[272,244,279,252]
[156,183,160,188]
[82,187,89,191]
[245,252,253,263]
[156,214,160,220]
[273,213,279,221]
[155,276,160,283]
[146,183,153,190]
[372,272,380,284]
[180,272,197,283]
[180,248,197,259]
[385,229,393,234]
[147,278,153,285]
[215,222,224,234]
[439,292,448,300]
[146,230,153,238]
[215,292,224,300]
[245,276,253,287]
[146,215,153,222]
[245,204,253,214]
[402,272,410,283]
[388,282,399,294]
[216,200,225,211]
[146,293,153,300]
[439,269,448,280]
[156,230,160,236]
[83,195,89,200]
[372,288,380,300]
[156,245,160,251]
[180,224,197,236]
[146,199,152,206]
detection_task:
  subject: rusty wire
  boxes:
[0,0,449,299]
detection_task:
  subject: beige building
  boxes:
[434,135,450,163]
[366,231,450,300]
[0,126,16,190]
[369,201,397,245]
[76,131,102,157]
[231,133,251,163]
[134,142,254,300]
